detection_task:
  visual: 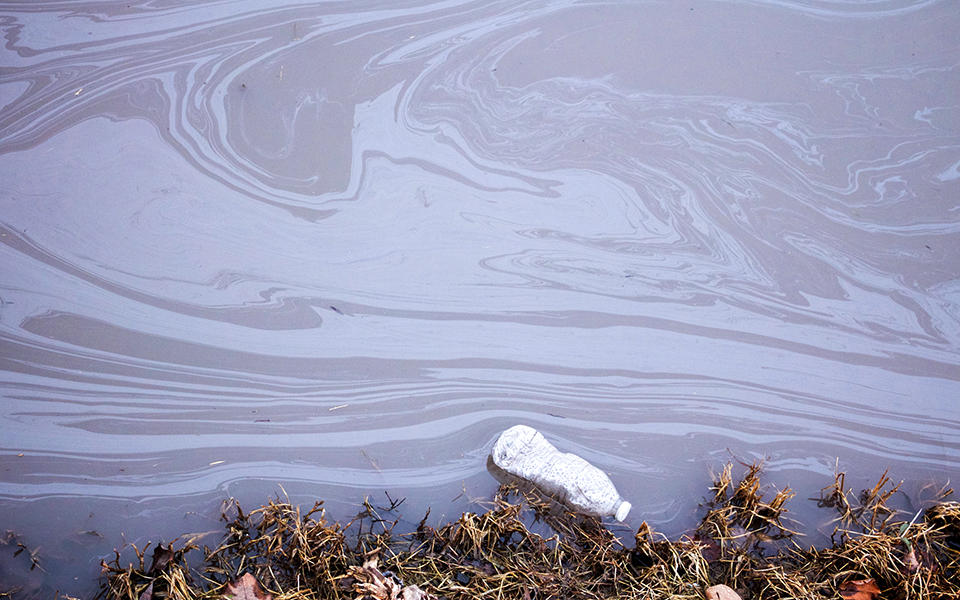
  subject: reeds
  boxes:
[95,463,960,600]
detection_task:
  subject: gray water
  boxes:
[1,0,959,595]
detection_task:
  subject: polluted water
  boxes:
[0,0,959,597]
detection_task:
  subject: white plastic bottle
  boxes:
[490,424,631,522]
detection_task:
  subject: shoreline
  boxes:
[87,462,960,600]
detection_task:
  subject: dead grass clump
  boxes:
[793,493,960,600]
[702,461,798,544]
[99,540,201,600]
[390,485,709,599]
[694,461,801,597]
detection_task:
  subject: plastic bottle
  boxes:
[490,424,631,522]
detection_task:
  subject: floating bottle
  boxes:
[490,424,631,522]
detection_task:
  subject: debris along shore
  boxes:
[99,463,960,600]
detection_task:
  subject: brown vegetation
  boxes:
[97,463,960,600]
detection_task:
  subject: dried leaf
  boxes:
[224,573,273,600]
[348,557,401,600]
[705,584,742,600]
[839,578,881,600]
[400,585,435,600]
[903,547,920,573]
[148,543,174,575]
[694,534,721,563]
[138,582,154,600]
[347,557,436,600]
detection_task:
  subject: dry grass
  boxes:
[97,463,960,600]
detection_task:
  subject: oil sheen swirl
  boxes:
[0,0,958,594]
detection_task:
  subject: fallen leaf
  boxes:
[400,585,434,600]
[839,578,881,600]
[348,557,436,600]
[77,530,103,538]
[138,582,154,600]
[148,543,174,574]
[705,584,742,600]
[903,547,920,573]
[223,573,273,600]
[694,534,721,563]
[902,544,937,574]
[349,557,401,600]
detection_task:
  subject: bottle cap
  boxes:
[615,500,631,522]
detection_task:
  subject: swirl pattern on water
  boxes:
[1,0,959,593]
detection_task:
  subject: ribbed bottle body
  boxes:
[491,425,630,522]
